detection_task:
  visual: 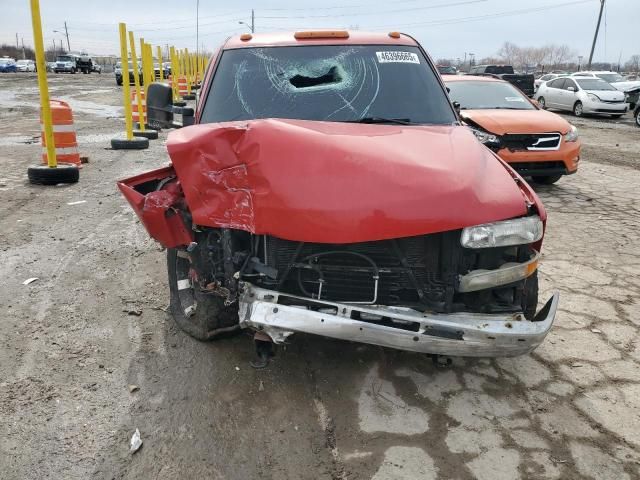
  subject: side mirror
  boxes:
[567,86,576,92]
[453,101,461,115]
[146,82,195,128]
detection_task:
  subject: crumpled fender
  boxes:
[166,119,530,244]
[117,166,194,248]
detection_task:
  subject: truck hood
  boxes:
[611,80,640,93]
[166,119,530,243]
[461,109,571,135]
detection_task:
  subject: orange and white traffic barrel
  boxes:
[131,90,146,125]
[41,99,81,167]
[178,76,188,98]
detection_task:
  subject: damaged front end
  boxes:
[118,119,558,358]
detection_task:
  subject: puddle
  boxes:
[0,88,122,119]
[0,132,121,147]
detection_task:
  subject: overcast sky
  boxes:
[1,0,637,63]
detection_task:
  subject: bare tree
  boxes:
[624,54,640,72]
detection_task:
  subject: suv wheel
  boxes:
[635,108,640,127]
[167,248,240,341]
[532,174,562,185]
[71,68,76,74]
[573,101,583,117]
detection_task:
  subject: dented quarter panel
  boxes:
[165,118,530,243]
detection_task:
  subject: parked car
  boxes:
[114,61,142,86]
[572,70,640,108]
[0,57,18,73]
[162,61,172,76]
[444,75,580,185]
[54,54,79,73]
[437,65,457,75]
[91,63,102,74]
[16,59,36,72]
[536,76,627,117]
[118,31,558,361]
[468,64,535,97]
[76,54,94,74]
[534,73,565,93]
[153,62,170,79]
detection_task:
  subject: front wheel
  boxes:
[573,101,583,117]
[537,97,546,109]
[635,109,640,127]
[167,248,240,341]
[532,174,562,185]
[71,68,76,74]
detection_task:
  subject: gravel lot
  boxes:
[1,73,639,480]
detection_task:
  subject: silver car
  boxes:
[536,77,627,118]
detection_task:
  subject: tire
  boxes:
[167,248,240,341]
[573,101,583,117]
[532,174,562,185]
[116,78,122,86]
[110,137,149,150]
[71,68,76,74]
[635,109,640,127]
[27,164,79,185]
[537,97,546,109]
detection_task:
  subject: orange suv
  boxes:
[444,75,580,184]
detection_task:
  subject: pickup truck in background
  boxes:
[468,65,535,97]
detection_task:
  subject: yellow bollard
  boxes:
[157,45,163,82]
[184,48,192,95]
[128,31,145,132]
[170,46,178,102]
[30,0,56,167]
[119,24,134,141]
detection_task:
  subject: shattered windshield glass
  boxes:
[200,45,455,125]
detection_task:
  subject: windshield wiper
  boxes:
[345,117,415,125]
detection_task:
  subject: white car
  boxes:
[534,73,565,92]
[16,59,36,72]
[536,76,627,117]
[571,71,640,94]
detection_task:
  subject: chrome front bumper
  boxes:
[238,284,559,358]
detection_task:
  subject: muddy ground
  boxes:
[1,73,639,480]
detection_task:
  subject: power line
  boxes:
[366,0,596,28]
[259,0,487,19]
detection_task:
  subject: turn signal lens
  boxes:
[388,31,401,38]
[240,33,252,41]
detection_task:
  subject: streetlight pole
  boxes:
[64,21,70,51]
[239,9,255,33]
[578,55,583,71]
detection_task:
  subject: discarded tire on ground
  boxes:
[110,137,149,150]
[27,164,79,185]
[133,129,159,140]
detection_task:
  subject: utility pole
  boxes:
[21,38,26,59]
[587,0,605,69]
[64,21,71,51]
[251,9,255,33]
[16,32,19,49]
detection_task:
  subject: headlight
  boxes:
[469,127,500,145]
[564,125,578,142]
[587,93,600,102]
[461,216,543,249]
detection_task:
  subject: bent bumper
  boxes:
[238,284,559,358]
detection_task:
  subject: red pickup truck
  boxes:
[118,31,558,361]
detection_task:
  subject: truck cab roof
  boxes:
[222,31,419,50]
